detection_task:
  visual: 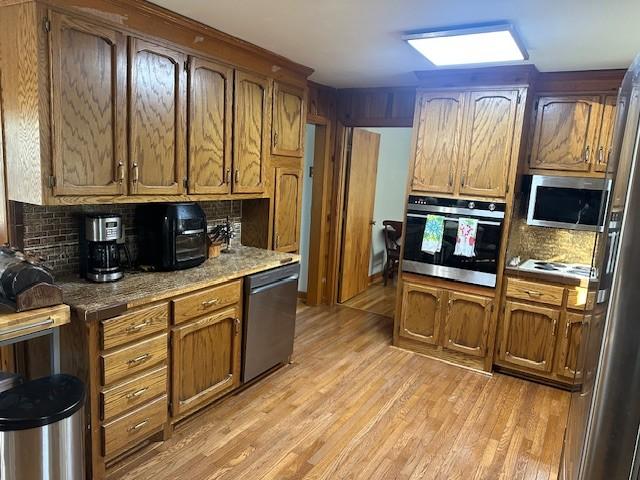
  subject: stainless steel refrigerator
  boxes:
[562,54,640,479]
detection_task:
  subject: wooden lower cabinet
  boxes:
[556,312,586,380]
[443,292,492,358]
[398,282,442,346]
[171,306,242,417]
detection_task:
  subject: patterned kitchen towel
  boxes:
[454,218,478,257]
[421,215,445,254]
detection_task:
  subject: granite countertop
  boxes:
[58,246,300,321]
[504,265,594,288]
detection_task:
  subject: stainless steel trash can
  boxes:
[0,374,85,480]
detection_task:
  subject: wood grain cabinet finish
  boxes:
[594,95,618,173]
[458,89,519,198]
[172,280,242,325]
[443,292,492,358]
[411,91,465,194]
[273,168,302,252]
[129,38,187,195]
[499,301,559,373]
[556,312,585,380]
[100,365,167,421]
[171,306,241,417]
[187,57,233,194]
[49,12,127,196]
[529,95,602,173]
[398,282,442,346]
[233,70,270,194]
[505,277,564,307]
[100,303,168,350]
[100,333,168,385]
[272,82,305,157]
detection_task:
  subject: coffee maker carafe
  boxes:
[80,214,130,282]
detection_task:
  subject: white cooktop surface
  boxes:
[517,259,598,280]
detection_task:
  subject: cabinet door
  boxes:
[171,306,241,417]
[398,282,442,345]
[443,291,492,357]
[272,82,305,157]
[556,312,586,380]
[459,89,519,198]
[233,70,270,193]
[411,92,465,194]
[187,57,233,194]
[529,95,602,172]
[273,168,302,252]
[594,95,617,173]
[499,301,559,373]
[49,12,126,196]
[129,38,186,195]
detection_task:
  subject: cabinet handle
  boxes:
[127,353,150,366]
[524,290,543,297]
[234,169,239,184]
[201,298,220,307]
[225,168,231,184]
[565,321,570,338]
[128,419,149,432]
[275,234,280,249]
[598,146,605,164]
[125,320,150,333]
[552,318,557,336]
[132,163,139,183]
[273,132,279,147]
[584,146,591,163]
[234,318,240,336]
[126,387,148,400]
[118,161,125,183]
[448,171,453,187]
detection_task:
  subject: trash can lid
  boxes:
[0,374,85,431]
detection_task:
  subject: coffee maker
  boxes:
[80,214,130,282]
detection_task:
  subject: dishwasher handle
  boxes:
[249,274,299,295]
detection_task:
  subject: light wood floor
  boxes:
[342,279,397,318]
[120,303,570,480]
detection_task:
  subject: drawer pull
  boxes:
[201,298,220,307]
[126,387,148,400]
[127,354,151,366]
[0,317,54,336]
[125,321,150,333]
[128,419,149,432]
[524,290,543,297]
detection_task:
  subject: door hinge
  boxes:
[183,60,188,72]
[516,92,522,104]
[183,178,188,189]
[48,175,56,188]
[309,166,313,178]
[534,99,539,110]
[506,183,510,194]
[43,17,51,33]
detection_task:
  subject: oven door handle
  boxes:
[406,213,502,227]
[180,229,205,235]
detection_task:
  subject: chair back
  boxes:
[382,220,403,251]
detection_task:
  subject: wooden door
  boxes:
[272,82,305,157]
[443,291,492,357]
[338,128,380,303]
[499,301,559,373]
[594,95,617,173]
[411,91,465,194]
[187,57,233,194]
[398,282,442,345]
[529,95,602,172]
[233,70,270,194]
[129,38,186,195]
[171,306,241,417]
[458,89,519,198]
[273,168,302,252]
[49,12,126,196]
[556,312,585,380]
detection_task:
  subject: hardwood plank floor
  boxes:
[342,279,397,318]
[119,303,570,480]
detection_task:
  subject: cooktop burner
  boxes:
[517,259,598,280]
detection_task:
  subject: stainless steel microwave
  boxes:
[527,175,612,232]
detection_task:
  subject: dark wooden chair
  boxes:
[382,220,403,286]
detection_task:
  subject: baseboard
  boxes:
[297,291,307,300]
[368,272,383,285]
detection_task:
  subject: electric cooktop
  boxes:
[517,259,598,280]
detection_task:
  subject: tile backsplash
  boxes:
[14,201,242,275]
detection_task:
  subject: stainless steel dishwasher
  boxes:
[242,263,300,383]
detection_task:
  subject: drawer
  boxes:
[172,280,241,324]
[101,303,168,350]
[102,395,167,457]
[101,333,167,385]
[506,278,564,306]
[567,287,596,311]
[101,366,167,421]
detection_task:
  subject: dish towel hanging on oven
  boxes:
[421,215,445,254]
[454,218,478,257]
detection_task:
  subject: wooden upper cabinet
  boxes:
[49,12,126,196]
[594,95,617,173]
[187,57,233,194]
[556,312,586,380]
[411,92,465,194]
[233,70,270,194]
[272,82,305,157]
[529,95,602,172]
[459,89,519,198]
[443,292,492,358]
[398,282,442,346]
[129,38,186,195]
[499,301,559,373]
[273,168,302,252]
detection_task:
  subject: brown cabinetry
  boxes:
[273,168,302,252]
[443,291,492,358]
[595,95,618,172]
[556,312,586,380]
[272,82,305,157]
[398,282,442,345]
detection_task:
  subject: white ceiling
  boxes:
[151,0,640,88]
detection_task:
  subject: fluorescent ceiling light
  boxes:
[403,24,528,67]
